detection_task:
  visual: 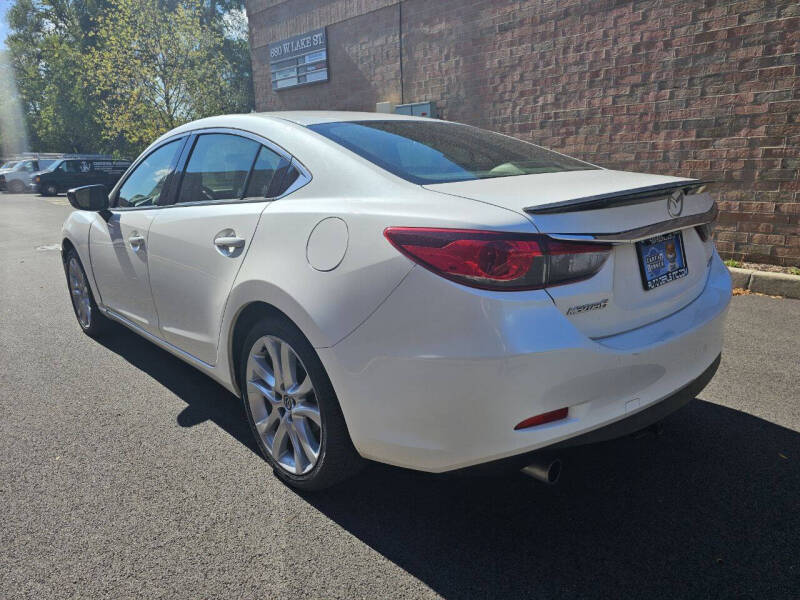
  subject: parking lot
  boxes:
[1,192,798,599]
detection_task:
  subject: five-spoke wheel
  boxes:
[246,335,322,475]
[68,256,92,329]
[239,315,363,490]
[64,248,108,337]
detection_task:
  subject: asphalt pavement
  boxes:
[1,193,798,599]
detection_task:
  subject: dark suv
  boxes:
[34,158,131,196]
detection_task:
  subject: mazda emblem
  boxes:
[668,190,684,217]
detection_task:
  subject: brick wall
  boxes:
[247,0,800,266]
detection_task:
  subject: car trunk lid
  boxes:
[424,169,718,337]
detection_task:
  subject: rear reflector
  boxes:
[384,228,611,291]
[514,407,569,430]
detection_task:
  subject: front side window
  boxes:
[116,140,182,208]
[308,120,597,185]
[177,134,260,204]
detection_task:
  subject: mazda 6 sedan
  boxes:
[61,112,730,489]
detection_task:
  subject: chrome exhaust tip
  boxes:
[521,458,562,485]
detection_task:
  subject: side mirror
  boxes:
[67,185,109,211]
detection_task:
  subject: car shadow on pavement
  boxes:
[96,321,259,455]
[299,400,800,599]
[97,323,799,599]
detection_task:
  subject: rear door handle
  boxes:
[214,233,246,256]
[129,234,145,251]
[214,236,245,248]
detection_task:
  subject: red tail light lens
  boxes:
[384,227,611,291]
[514,407,569,430]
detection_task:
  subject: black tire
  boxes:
[8,180,25,193]
[41,183,58,196]
[64,247,109,338]
[239,314,363,491]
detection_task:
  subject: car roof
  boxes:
[252,110,434,126]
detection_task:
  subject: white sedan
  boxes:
[62,112,730,489]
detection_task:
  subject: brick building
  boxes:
[246,0,800,266]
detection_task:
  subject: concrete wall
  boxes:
[246,0,800,266]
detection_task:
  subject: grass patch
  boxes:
[724,259,742,268]
[790,267,800,277]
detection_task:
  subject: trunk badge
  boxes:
[566,298,608,316]
[668,190,684,217]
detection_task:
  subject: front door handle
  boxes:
[129,234,145,252]
[214,232,246,257]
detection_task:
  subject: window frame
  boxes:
[110,128,311,212]
[163,127,311,209]
[110,135,189,210]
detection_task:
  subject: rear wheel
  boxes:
[239,315,363,490]
[64,248,109,337]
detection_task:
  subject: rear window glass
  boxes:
[308,120,596,184]
[245,145,285,198]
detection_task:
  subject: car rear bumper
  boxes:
[319,251,731,472]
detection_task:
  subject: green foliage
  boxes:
[6,0,108,153]
[5,0,254,157]
[724,259,742,268]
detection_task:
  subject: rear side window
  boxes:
[116,140,182,208]
[245,146,286,198]
[177,134,260,204]
[308,120,596,185]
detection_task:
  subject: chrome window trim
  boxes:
[110,127,312,213]
[546,204,718,244]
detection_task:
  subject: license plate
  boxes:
[636,231,688,290]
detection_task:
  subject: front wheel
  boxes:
[64,248,109,337]
[239,315,363,490]
[8,180,25,193]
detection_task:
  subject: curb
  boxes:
[728,266,800,299]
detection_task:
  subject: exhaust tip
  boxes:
[521,458,562,485]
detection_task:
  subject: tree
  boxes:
[5,0,109,153]
[4,0,254,156]
[87,0,249,155]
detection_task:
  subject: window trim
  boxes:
[110,135,190,210]
[162,127,311,210]
[110,128,311,212]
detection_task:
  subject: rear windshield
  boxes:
[308,120,597,184]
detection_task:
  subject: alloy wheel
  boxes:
[246,335,322,475]
[68,257,92,328]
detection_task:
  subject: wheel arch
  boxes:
[61,237,76,264]
[228,301,296,395]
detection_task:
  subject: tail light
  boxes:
[384,227,611,291]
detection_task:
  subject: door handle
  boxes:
[129,234,145,252]
[213,233,246,257]
[214,236,245,248]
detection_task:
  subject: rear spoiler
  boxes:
[524,180,711,215]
